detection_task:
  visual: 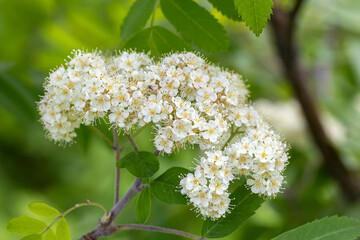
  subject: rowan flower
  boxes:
[38,50,289,221]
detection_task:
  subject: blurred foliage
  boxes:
[0,0,360,239]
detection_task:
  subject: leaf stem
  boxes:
[113,126,122,204]
[89,125,113,148]
[42,201,108,235]
[116,224,206,240]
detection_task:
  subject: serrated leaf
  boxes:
[56,218,71,240]
[234,0,274,37]
[122,26,193,57]
[151,167,190,204]
[118,151,159,178]
[272,216,360,240]
[7,216,47,235]
[29,202,60,218]
[136,186,151,223]
[121,0,157,40]
[160,0,229,52]
[202,186,264,238]
[19,234,42,240]
[208,0,241,21]
[44,229,56,240]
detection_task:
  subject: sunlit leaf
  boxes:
[43,229,56,240]
[29,202,60,218]
[208,0,241,21]
[234,0,274,37]
[19,234,42,240]
[7,216,47,235]
[56,218,71,240]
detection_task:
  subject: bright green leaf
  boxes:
[122,26,193,57]
[121,0,157,40]
[136,186,151,223]
[208,0,241,21]
[29,202,60,218]
[272,216,360,240]
[160,0,229,52]
[7,216,47,235]
[118,151,159,178]
[43,229,56,240]
[234,0,274,37]
[202,186,264,238]
[56,218,71,240]
[151,167,190,204]
[19,234,42,240]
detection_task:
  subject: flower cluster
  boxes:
[38,50,289,220]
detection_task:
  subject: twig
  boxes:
[113,127,121,204]
[125,133,140,152]
[89,125,113,148]
[116,224,206,240]
[270,0,360,201]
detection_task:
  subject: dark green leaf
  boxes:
[19,234,42,240]
[118,151,159,178]
[56,217,71,240]
[160,0,229,52]
[151,167,190,204]
[202,186,264,238]
[28,202,60,218]
[43,229,56,240]
[7,216,47,235]
[272,216,360,240]
[208,0,241,21]
[0,73,36,121]
[121,0,157,40]
[122,26,193,57]
[234,0,274,37]
[136,186,151,223]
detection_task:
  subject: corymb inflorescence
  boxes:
[38,50,289,220]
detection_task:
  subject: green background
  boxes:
[1,0,360,239]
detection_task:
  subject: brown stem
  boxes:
[270,0,360,201]
[113,127,121,204]
[115,224,206,240]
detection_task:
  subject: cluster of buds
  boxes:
[38,50,289,220]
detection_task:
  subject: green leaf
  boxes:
[43,229,56,240]
[121,0,157,40]
[272,216,360,240]
[28,202,60,218]
[208,0,241,21]
[122,26,193,57]
[7,216,47,235]
[160,0,229,52]
[202,186,264,238]
[0,73,36,121]
[56,218,71,240]
[118,151,159,178]
[234,0,274,37]
[151,167,190,204]
[136,186,151,223]
[19,234,42,240]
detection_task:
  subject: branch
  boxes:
[113,127,121,204]
[270,0,360,201]
[116,224,206,240]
